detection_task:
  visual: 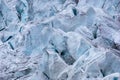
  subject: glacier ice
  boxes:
[0,0,120,80]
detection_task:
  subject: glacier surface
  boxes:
[0,0,120,80]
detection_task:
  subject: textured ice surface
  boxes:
[0,0,120,80]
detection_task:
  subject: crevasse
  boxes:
[0,0,120,80]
